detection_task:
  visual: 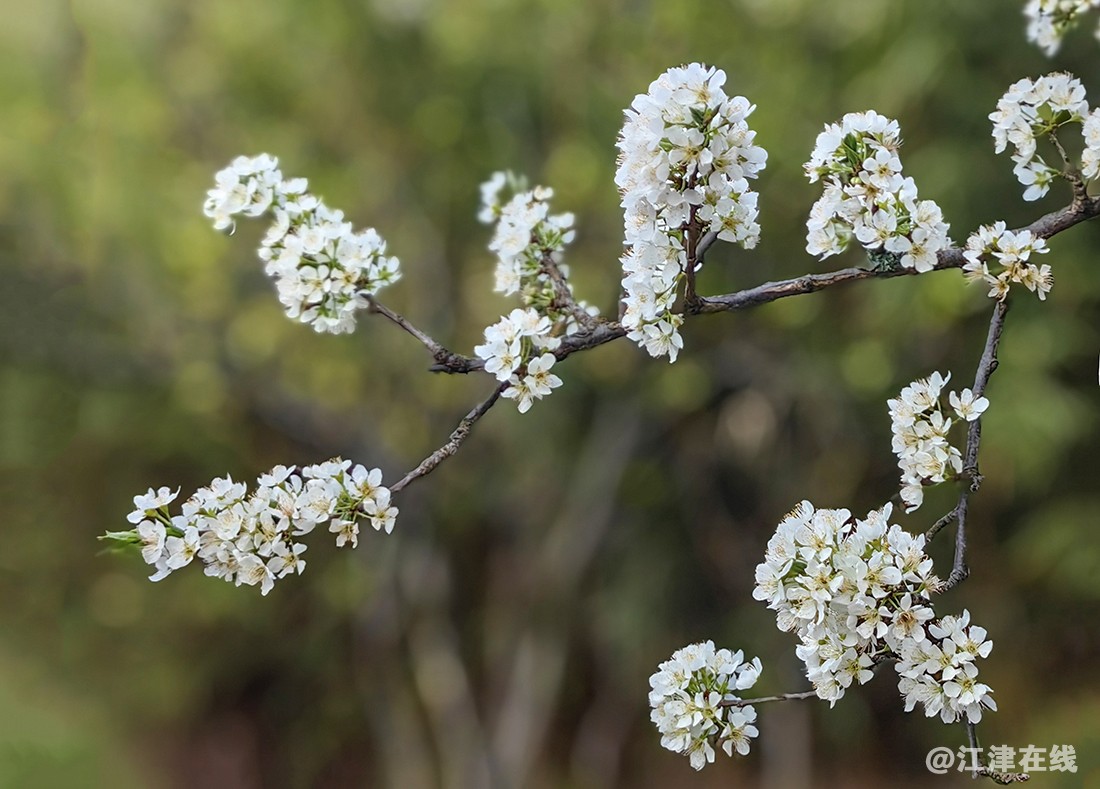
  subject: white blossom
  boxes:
[1081,108,1100,180]
[475,308,566,413]
[897,610,996,724]
[127,486,179,524]
[1024,0,1100,56]
[962,221,1053,301]
[990,73,1092,202]
[949,389,990,422]
[478,172,599,333]
[648,641,762,769]
[804,111,950,269]
[205,154,402,334]
[887,372,983,513]
[754,501,942,704]
[110,460,397,594]
[616,63,767,362]
[755,501,996,724]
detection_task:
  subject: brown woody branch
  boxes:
[539,251,598,329]
[933,298,1009,593]
[719,690,818,707]
[386,194,1098,503]
[366,296,481,374]
[390,384,506,494]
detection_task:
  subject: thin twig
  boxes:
[935,299,1010,593]
[962,723,1029,783]
[366,296,481,373]
[977,766,1031,784]
[390,384,505,493]
[924,506,959,543]
[1049,131,1088,205]
[695,229,719,265]
[720,690,819,707]
[539,251,597,329]
[967,721,981,779]
[684,177,702,308]
[366,296,446,355]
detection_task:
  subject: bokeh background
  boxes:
[2,1,1099,786]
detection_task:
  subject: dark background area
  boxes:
[1,1,1098,786]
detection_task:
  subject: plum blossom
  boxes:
[204,154,401,334]
[648,641,763,769]
[105,460,397,594]
[804,111,950,270]
[989,73,1092,202]
[616,63,767,362]
[1024,0,1100,56]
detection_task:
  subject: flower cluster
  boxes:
[963,222,1052,300]
[1024,0,1100,56]
[616,63,767,362]
[478,173,588,315]
[474,308,564,413]
[989,73,1096,202]
[648,641,762,770]
[897,610,997,724]
[204,154,401,334]
[754,502,935,703]
[804,111,950,271]
[889,372,988,513]
[104,460,397,595]
[753,502,996,723]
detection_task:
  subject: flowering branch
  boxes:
[106,59,1097,780]
[538,251,598,329]
[420,195,1100,377]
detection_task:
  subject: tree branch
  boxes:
[696,229,719,265]
[366,296,481,373]
[720,690,818,707]
[694,195,1099,314]
[389,195,1095,523]
[413,195,1100,376]
[977,765,1031,784]
[390,384,505,494]
[924,505,960,543]
[934,298,1010,593]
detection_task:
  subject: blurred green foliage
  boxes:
[2,0,1099,786]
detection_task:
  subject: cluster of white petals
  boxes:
[616,63,767,362]
[753,502,995,723]
[474,308,564,413]
[888,372,988,513]
[204,154,401,334]
[989,73,1095,202]
[648,641,762,770]
[112,460,397,595]
[963,222,1053,300]
[804,111,950,271]
[1082,108,1100,179]
[1024,0,1100,56]
[477,173,591,317]
[754,502,936,703]
[897,609,997,724]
